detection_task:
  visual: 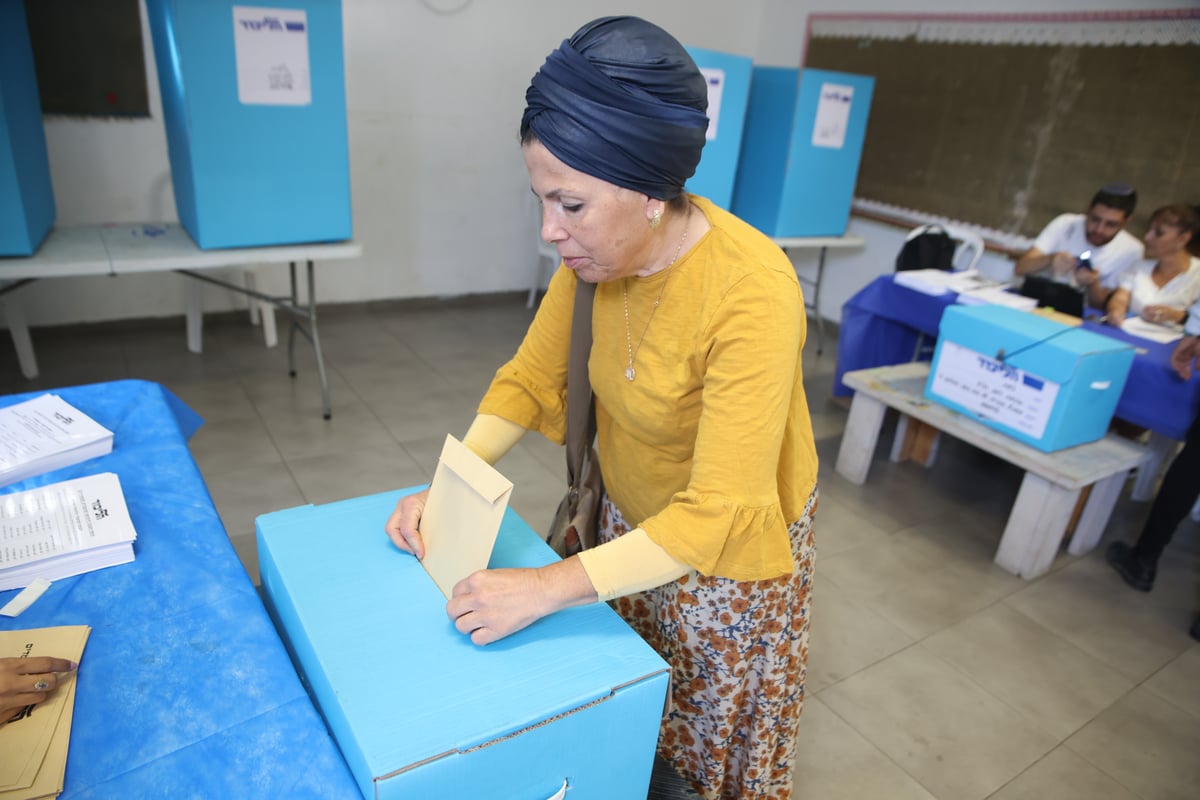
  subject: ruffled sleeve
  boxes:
[642,493,793,580]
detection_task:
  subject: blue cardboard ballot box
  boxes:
[684,47,752,211]
[145,0,352,249]
[731,67,873,237]
[0,1,55,256]
[925,305,1135,452]
[258,489,671,800]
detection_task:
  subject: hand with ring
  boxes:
[0,656,77,725]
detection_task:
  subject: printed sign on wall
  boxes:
[233,6,311,106]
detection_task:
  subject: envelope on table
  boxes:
[419,434,514,598]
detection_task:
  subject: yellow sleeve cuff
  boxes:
[576,528,692,602]
[461,414,526,465]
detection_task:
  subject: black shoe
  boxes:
[1190,616,1200,643]
[1105,541,1156,592]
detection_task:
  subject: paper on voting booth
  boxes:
[419,435,513,599]
[1118,316,1185,345]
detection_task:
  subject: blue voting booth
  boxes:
[732,67,873,237]
[684,47,752,210]
[0,1,55,256]
[258,488,671,800]
[145,0,352,249]
[925,305,1136,453]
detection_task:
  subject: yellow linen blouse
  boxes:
[478,196,818,580]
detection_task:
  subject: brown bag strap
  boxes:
[565,279,597,488]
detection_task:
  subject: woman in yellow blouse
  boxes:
[384,16,818,800]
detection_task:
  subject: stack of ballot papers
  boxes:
[0,626,90,800]
[0,396,113,489]
[1117,317,1185,344]
[0,473,137,592]
[894,269,997,296]
[956,285,1038,310]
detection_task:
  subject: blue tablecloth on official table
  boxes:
[0,380,359,799]
[834,275,1200,441]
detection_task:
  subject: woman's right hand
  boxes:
[384,488,430,560]
[1,656,76,725]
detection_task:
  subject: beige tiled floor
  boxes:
[3,293,1197,799]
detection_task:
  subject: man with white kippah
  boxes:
[1015,183,1144,308]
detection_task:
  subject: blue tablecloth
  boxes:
[0,381,359,799]
[835,275,1200,441]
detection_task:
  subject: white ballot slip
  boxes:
[0,472,137,591]
[1118,316,1185,345]
[419,435,514,599]
[0,395,114,489]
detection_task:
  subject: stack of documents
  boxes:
[956,285,1038,311]
[894,269,997,296]
[0,396,113,489]
[0,625,90,800]
[1118,317,1185,345]
[0,473,137,591]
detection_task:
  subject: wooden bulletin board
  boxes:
[802,10,1200,239]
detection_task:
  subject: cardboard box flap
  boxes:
[257,489,669,786]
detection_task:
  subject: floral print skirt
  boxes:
[600,487,818,800]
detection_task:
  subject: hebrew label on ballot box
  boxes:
[928,341,1060,439]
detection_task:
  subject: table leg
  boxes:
[305,260,332,420]
[2,299,39,379]
[287,262,298,377]
[185,279,203,354]
[1068,470,1131,556]
[1130,431,1178,502]
[836,393,887,484]
[995,472,1078,578]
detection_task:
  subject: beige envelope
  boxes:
[419,434,514,599]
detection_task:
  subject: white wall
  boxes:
[7,0,1194,331]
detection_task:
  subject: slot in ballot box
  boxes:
[925,305,1135,453]
[0,1,55,256]
[145,0,352,249]
[257,488,671,800]
[731,67,873,237]
[684,47,753,210]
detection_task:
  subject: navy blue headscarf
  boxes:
[521,16,710,201]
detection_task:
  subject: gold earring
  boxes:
[650,210,662,230]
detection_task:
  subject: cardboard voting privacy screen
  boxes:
[420,434,513,598]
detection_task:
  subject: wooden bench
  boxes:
[836,362,1146,579]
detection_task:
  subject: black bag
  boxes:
[895,225,957,272]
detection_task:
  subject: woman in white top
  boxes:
[1106,204,1200,328]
